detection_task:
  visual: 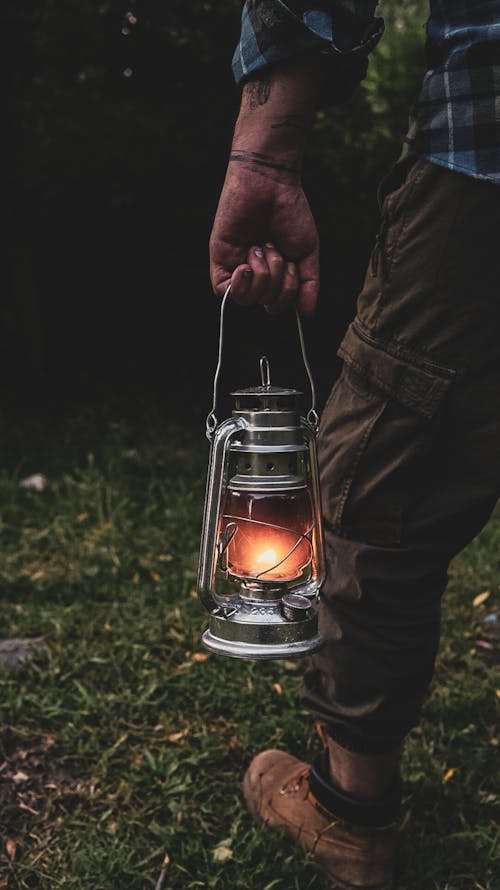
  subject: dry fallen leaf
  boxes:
[6,839,16,861]
[154,854,170,890]
[192,652,209,663]
[109,733,128,752]
[18,802,40,815]
[31,569,46,581]
[475,639,493,650]
[20,473,47,492]
[212,842,233,863]
[167,728,189,743]
[443,767,457,783]
[473,591,491,608]
[158,554,173,563]
[272,683,282,695]
[496,689,500,700]
[150,571,161,582]
[12,771,29,784]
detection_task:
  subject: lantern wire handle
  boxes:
[206,283,319,437]
[206,284,231,438]
[296,310,319,430]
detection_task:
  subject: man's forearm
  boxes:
[210,56,324,313]
[231,56,326,180]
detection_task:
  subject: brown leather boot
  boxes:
[243,749,397,890]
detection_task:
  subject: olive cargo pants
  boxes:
[301,160,500,753]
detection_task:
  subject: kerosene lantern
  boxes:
[197,288,325,659]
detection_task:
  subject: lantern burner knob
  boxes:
[281,592,312,622]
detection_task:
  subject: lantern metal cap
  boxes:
[232,358,300,399]
[230,384,301,397]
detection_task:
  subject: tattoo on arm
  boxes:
[229,150,300,176]
[271,114,311,134]
[244,77,271,109]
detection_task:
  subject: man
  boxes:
[209,3,500,888]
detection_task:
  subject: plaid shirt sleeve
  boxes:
[233,2,384,102]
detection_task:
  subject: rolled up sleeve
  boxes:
[232,1,384,103]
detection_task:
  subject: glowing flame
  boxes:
[221,489,314,581]
[256,548,277,568]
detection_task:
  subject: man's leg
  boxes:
[304,159,500,768]
[244,161,500,888]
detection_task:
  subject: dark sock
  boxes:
[309,750,401,828]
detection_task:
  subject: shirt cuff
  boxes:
[232,3,384,103]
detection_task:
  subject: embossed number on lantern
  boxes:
[221,487,314,583]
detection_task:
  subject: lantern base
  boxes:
[202,605,323,661]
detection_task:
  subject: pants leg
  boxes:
[301,160,500,753]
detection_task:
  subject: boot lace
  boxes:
[279,765,310,797]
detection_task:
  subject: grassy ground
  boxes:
[0,416,498,890]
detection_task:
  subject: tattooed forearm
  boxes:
[270,114,311,134]
[229,150,300,176]
[244,77,271,110]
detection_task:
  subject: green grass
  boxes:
[0,415,498,889]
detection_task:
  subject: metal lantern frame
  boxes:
[197,287,325,660]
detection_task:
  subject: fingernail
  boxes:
[287,263,296,275]
[254,247,264,258]
[265,242,274,249]
[243,269,253,278]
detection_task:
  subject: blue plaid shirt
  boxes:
[233,2,500,184]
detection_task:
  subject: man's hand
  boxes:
[209,157,319,317]
[209,59,324,317]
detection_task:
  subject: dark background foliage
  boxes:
[3,1,427,425]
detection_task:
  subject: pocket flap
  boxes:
[337,322,457,419]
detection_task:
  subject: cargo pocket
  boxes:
[318,320,458,546]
